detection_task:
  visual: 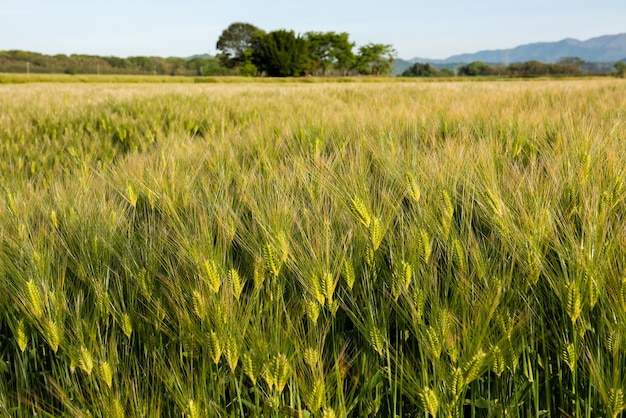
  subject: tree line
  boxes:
[0,23,397,78]
[403,57,626,78]
[0,50,229,76]
[216,22,396,77]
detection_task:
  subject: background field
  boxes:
[1,79,626,417]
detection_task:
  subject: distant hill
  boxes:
[187,54,212,60]
[407,33,626,65]
[392,58,413,75]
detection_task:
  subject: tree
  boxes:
[107,56,127,69]
[559,56,585,68]
[252,30,310,77]
[128,56,155,73]
[458,61,489,76]
[356,43,396,76]
[238,49,258,76]
[614,61,626,78]
[305,31,355,76]
[216,22,262,69]
[402,62,440,77]
[165,57,186,76]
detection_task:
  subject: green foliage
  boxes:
[458,60,490,76]
[0,50,229,76]
[616,61,626,77]
[458,59,587,77]
[559,56,586,67]
[64,65,78,75]
[215,22,262,69]
[305,31,355,76]
[356,43,397,75]
[107,56,127,68]
[402,62,441,77]
[253,30,311,77]
[1,21,398,79]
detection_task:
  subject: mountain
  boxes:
[408,33,626,65]
[392,58,413,75]
[187,54,213,60]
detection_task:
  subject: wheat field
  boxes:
[1,79,626,417]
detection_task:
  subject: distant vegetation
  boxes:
[403,57,626,77]
[0,22,397,78]
[215,22,396,77]
[2,26,625,78]
[0,50,231,76]
[400,63,455,77]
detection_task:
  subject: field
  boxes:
[1,78,626,417]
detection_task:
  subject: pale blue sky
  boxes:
[1,0,624,59]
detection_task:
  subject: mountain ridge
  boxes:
[407,33,626,65]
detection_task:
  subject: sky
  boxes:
[1,0,625,60]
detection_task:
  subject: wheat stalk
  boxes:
[608,388,625,418]
[44,318,61,353]
[79,346,94,375]
[426,326,442,359]
[310,274,325,305]
[277,230,289,262]
[464,349,487,384]
[304,347,320,370]
[491,345,505,377]
[307,379,325,412]
[421,386,439,416]
[263,353,291,393]
[449,366,464,399]
[419,228,432,263]
[350,196,371,228]
[26,280,44,319]
[203,259,221,293]
[321,272,335,304]
[187,399,200,418]
[16,319,28,352]
[369,217,383,251]
[253,256,265,289]
[343,259,355,290]
[191,290,206,320]
[565,281,582,324]
[561,343,576,372]
[99,361,113,388]
[120,313,133,339]
[265,244,281,277]
[322,407,336,418]
[207,330,222,365]
[224,334,239,372]
[368,324,385,356]
[112,399,125,418]
[229,268,243,301]
[305,299,321,324]
[406,173,421,203]
[242,352,259,385]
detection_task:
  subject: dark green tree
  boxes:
[614,61,626,78]
[558,56,585,68]
[356,43,396,76]
[238,49,258,76]
[458,61,489,76]
[128,56,156,73]
[107,56,127,69]
[216,22,263,69]
[402,62,440,77]
[165,57,186,76]
[252,30,310,77]
[305,31,355,76]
